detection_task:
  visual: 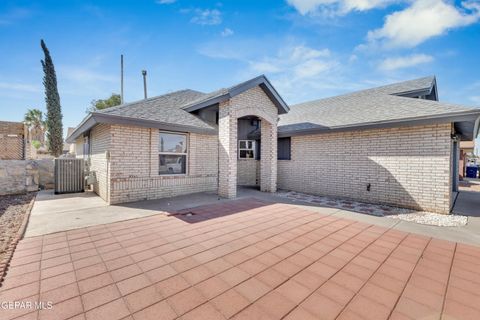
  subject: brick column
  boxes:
[218,100,238,198]
[260,119,277,192]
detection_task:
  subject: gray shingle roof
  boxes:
[278,76,480,135]
[357,76,435,96]
[96,89,215,131]
[67,75,480,143]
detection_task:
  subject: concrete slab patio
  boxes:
[25,187,480,246]
[26,190,230,237]
[1,199,480,320]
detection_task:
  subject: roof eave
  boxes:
[66,114,96,143]
[66,113,217,143]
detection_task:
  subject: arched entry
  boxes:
[218,87,278,199]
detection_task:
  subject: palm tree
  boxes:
[24,109,45,144]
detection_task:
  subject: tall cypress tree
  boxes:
[41,39,63,157]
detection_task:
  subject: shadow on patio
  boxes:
[170,198,273,223]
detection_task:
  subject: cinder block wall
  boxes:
[278,124,453,214]
[0,121,25,160]
[0,160,39,195]
[108,125,218,204]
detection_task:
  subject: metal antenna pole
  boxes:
[142,70,147,99]
[120,54,124,104]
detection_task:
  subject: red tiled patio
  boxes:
[1,198,480,320]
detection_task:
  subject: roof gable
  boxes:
[181,75,290,114]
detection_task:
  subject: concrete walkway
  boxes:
[26,191,165,237]
[27,190,244,237]
[2,199,479,320]
[452,190,480,217]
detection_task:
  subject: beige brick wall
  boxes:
[219,86,278,198]
[237,159,259,186]
[89,124,111,201]
[278,124,453,214]
[108,124,218,204]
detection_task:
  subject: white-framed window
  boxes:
[238,140,255,159]
[159,131,188,175]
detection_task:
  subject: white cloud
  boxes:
[379,53,434,71]
[0,82,41,93]
[286,0,399,16]
[221,28,234,37]
[470,95,480,104]
[156,0,176,4]
[0,7,31,25]
[244,45,341,102]
[190,9,222,25]
[367,0,480,48]
[59,66,117,84]
[249,45,334,79]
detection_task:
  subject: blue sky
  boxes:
[1,0,480,136]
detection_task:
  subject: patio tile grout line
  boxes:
[163,217,359,319]
[9,203,290,274]
[115,209,341,317]
[8,201,448,320]
[328,231,412,320]
[384,237,433,320]
[98,204,290,256]
[3,239,44,320]
[6,200,480,320]
[108,204,292,248]
[63,206,336,316]
[275,225,401,320]
[22,199,270,247]
[7,201,472,320]
[84,224,140,320]
[227,221,378,320]
[114,206,312,268]
[64,225,90,320]
[1,204,304,298]
[22,200,325,262]
[105,200,274,234]
[439,242,457,320]
[116,212,345,317]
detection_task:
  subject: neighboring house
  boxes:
[0,121,30,160]
[66,75,480,214]
[460,140,477,177]
[63,127,76,155]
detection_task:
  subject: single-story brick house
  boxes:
[66,75,480,214]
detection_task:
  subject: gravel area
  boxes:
[0,193,36,263]
[276,190,468,227]
[385,210,468,227]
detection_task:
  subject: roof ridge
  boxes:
[290,75,436,108]
[95,89,205,114]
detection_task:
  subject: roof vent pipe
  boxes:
[142,70,147,99]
